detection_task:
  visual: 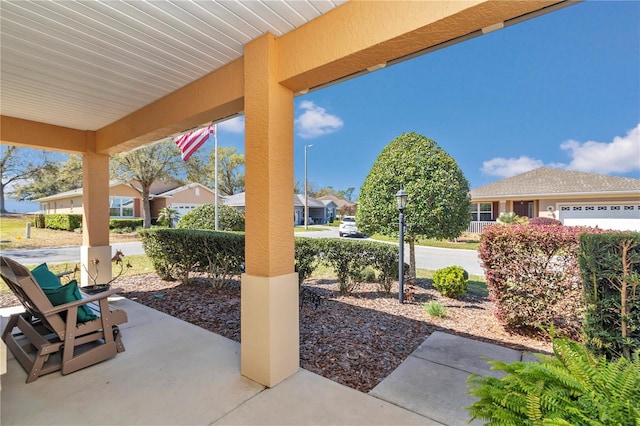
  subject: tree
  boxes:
[185,146,244,195]
[0,146,49,213]
[157,206,179,228]
[110,140,183,228]
[12,154,83,202]
[357,132,470,278]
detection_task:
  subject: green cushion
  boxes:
[31,263,61,289]
[42,279,97,323]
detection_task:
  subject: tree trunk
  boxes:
[142,188,152,228]
[407,234,417,279]
[0,182,6,214]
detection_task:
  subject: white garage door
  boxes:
[558,203,640,231]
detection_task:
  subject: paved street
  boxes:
[1,227,484,276]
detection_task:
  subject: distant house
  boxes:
[223,192,337,225]
[35,181,219,222]
[316,194,357,218]
[469,167,640,232]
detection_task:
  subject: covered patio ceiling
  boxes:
[1,0,574,154]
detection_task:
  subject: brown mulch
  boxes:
[0,273,552,393]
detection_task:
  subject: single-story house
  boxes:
[36,181,219,222]
[224,192,338,225]
[316,194,357,218]
[469,167,640,232]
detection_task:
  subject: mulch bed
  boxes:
[0,273,552,393]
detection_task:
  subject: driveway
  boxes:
[2,229,484,276]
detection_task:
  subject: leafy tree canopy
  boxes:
[357,132,470,241]
[185,146,244,196]
[12,154,83,202]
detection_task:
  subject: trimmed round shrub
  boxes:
[177,203,245,231]
[432,265,468,298]
[528,216,562,226]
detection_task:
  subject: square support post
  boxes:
[241,33,299,387]
[81,145,111,286]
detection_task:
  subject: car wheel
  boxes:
[339,232,343,237]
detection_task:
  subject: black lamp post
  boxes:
[395,189,407,303]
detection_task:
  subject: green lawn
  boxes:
[369,233,480,250]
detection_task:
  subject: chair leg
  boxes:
[113,326,125,353]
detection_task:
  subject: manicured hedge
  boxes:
[140,229,399,295]
[479,224,602,338]
[44,214,83,231]
[110,218,143,230]
[579,232,640,360]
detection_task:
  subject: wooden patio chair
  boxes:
[0,256,127,383]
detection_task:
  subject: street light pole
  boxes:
[304,144,314,229]
[395,189,408,304]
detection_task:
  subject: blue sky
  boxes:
[4,1,639,212]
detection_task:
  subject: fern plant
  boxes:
[466,337,640,425]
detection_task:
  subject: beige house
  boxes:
[36,181,218,222]
[469,167,640,232]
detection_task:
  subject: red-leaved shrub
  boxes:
[479,224,602,339]
[528,217,563,226]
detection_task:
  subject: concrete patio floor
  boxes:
[1,297,537,425]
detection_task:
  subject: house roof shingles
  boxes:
[470,167,640,198]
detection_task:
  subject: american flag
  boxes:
[173,125,214,161]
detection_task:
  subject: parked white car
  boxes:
[338,216,364,237]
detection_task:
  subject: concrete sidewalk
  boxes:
[1,299,534,425]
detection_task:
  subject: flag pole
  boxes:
[214,124,219,231]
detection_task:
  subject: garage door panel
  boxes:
[559,204,640,231]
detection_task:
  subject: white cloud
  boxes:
[295,101,344,139]
[481,123,640,178]
[217,116,244,133]
[560,123,640,174]
[481,156,544,178]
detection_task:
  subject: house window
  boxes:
[109,197,134,217]
[611,206,621,210]
[195,188,200,196]
[624,206,634,210]
[469,202,492,221]
[598,206,607,210]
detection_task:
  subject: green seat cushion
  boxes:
[31,263,61,289]
[42,279,98,323]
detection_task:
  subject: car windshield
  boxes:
[342,217,355,223]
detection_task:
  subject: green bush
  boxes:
[479,224,602,338]
[294,237,319,285]
[467,337,640,425]
[317,238,398,295]
[432,265,468,298]
[177,203,245,231]
[139,228,245,285]
[110,218,143,230]
[44,214,83,231]
[140,230,398,294]
[579,232,640,360]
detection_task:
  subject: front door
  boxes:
[513,200,534,218]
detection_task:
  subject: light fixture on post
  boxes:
[304,144,314,230]
[395,189,408,304]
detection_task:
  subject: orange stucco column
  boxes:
[241,33,299,387]
[81,142,112,286]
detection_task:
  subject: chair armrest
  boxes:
[42,287,123,316]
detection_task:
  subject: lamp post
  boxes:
[304,144,314,229]
[395,189,408,304]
